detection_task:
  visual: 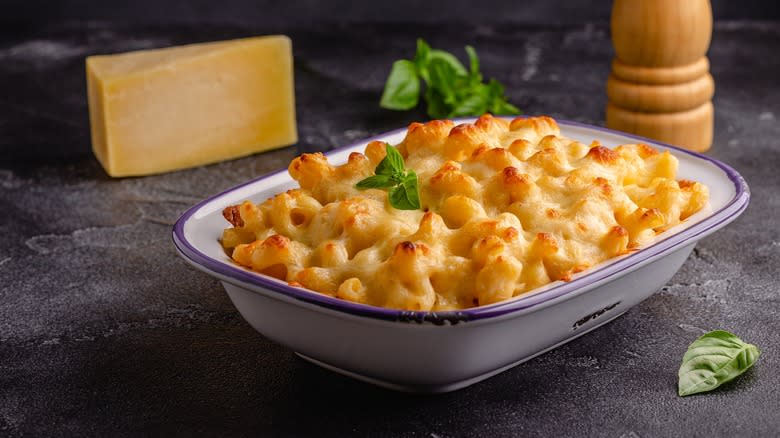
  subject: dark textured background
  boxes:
[2,0,780,25]
[1,1,779,436]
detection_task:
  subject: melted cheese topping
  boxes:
[221,115,709,311]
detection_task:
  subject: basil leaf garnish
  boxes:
[379,39,520,119]
[678,330,761,396]
[355,144,421,210]
[379,60,420,111]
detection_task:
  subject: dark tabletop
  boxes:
[1,19,779,437]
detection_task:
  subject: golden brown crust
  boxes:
[222,205,244,227]
[222,115,709,311]
[678,179,696,189]
[262,234,290,249]
[637,143,660,158]
[586,145,620,164]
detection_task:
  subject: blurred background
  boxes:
[3,0,780,24]
[1,0,778,164]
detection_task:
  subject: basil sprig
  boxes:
[380,39,520,119]
[678,330,761,396]
[355,144,420,210]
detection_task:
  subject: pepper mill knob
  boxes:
[606,0,714,152]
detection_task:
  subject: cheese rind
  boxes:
[86,36,297,177]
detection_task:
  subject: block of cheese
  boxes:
[86,36,297,177]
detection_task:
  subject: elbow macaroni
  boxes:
[221,115,709,311]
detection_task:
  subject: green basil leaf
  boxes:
[388,180,420,210]
[465,45,479,75]
[355,174,393,190]
[415,39,431,64]
[449,89,490,117]
[429,49,467,76]
[388,186,409,210]
[485,79,520,115]
[487,78,505,97]
[465,45,482,86]
[379,40,520,118]
[678,330,761,396]
[375,144,406,176]
[402,171,421,209]
[491,99,521,115]
[428,58,459,105]
[413,38,432,82]
[424,87,449,119]
[355,143,420,211]
[379,60,420,110]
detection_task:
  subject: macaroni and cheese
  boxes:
[220,115,709,311]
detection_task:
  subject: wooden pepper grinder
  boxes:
[607,0,714,152]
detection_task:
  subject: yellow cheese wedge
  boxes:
[86,36,297,177]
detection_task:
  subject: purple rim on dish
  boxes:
[172,118,750,324]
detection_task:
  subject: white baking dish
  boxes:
[173,118,749,393]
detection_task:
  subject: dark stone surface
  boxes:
[1,20,779,437]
